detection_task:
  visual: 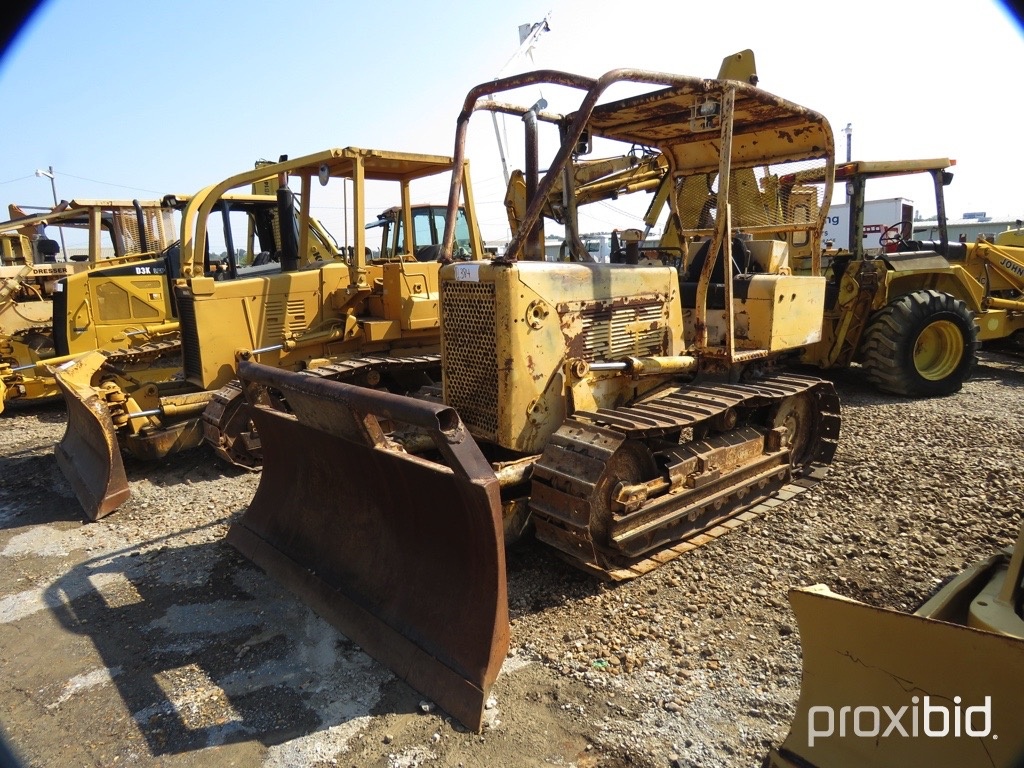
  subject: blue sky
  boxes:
[2,0,1022,244]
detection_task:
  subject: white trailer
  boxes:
[823,197,913,252]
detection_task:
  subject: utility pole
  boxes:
[490,13,552,187]
[35,165,67,258]
[844,124,853,199]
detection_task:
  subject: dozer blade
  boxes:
[53,352,129,520]
[770,585,1024,767]
[228,361,509,731]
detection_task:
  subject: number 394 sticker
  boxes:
[454,263,480,282]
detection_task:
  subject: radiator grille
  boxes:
[579,302,667,359]
[176,292,202,382]
[441,281,498,438]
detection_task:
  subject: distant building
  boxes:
[913,215,1022,243]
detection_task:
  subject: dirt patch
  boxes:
[0,352,1021,767]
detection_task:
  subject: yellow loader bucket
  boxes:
[770,585,1024,767]
[53,352,129,521]
[227,361,509,731]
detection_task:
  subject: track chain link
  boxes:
[531,373,841,579]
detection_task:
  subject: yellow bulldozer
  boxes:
[226,57,843,730]
[0,199,178,349]
[795,158,1024,396]
[0,198,181,409]
[54,147,479,519]
[769,517,1024,767]
[1,175,343,413]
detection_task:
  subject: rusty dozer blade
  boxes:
[769,585,1024,768]
[228,361,509,731]
[53,351,129,521]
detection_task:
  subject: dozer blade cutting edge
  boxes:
[53,351,129,521]
[228,361,509,731]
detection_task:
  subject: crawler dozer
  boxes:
[796,158,1024,396]
[227,59,843,730]
[0,199,180,409]
[769,518,1024,767]
[55,147,478,519]
[2,180,338,412]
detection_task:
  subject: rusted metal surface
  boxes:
[202,381,261,469]
[530,374,840,579]
[440,67,833,266]
[227,361,509,732]
[53,353,129,521]
[121,417,205,461]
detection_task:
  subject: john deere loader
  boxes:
[793,158,1024,396]
[226,57,843,730]
[54,147,478,519]
[0,198,181,409]
[769,518,1024,767]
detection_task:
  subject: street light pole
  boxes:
[35,165,67,259]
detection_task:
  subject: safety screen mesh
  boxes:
[672,157,828,238]
[111,207,178,255]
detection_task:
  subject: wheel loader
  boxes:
[54,146,480,520]
[226,57,843,730]
[793,158,1024,396]
[768,517,1024,767]
[0,198,180,409]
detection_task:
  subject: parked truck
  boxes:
[821,197,913,251]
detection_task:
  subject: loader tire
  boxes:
[860,289,978,397]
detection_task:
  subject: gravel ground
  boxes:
[0,349,1020,768]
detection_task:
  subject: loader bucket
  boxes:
[53,352,129,521]
[228,361,509,731]
[770,585,1024,768]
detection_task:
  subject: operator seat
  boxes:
[680,237,751,309]
[36,237,61,263]
[415,244,442,262]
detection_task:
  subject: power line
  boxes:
[0,174,37,185]
[56,172,160,194]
